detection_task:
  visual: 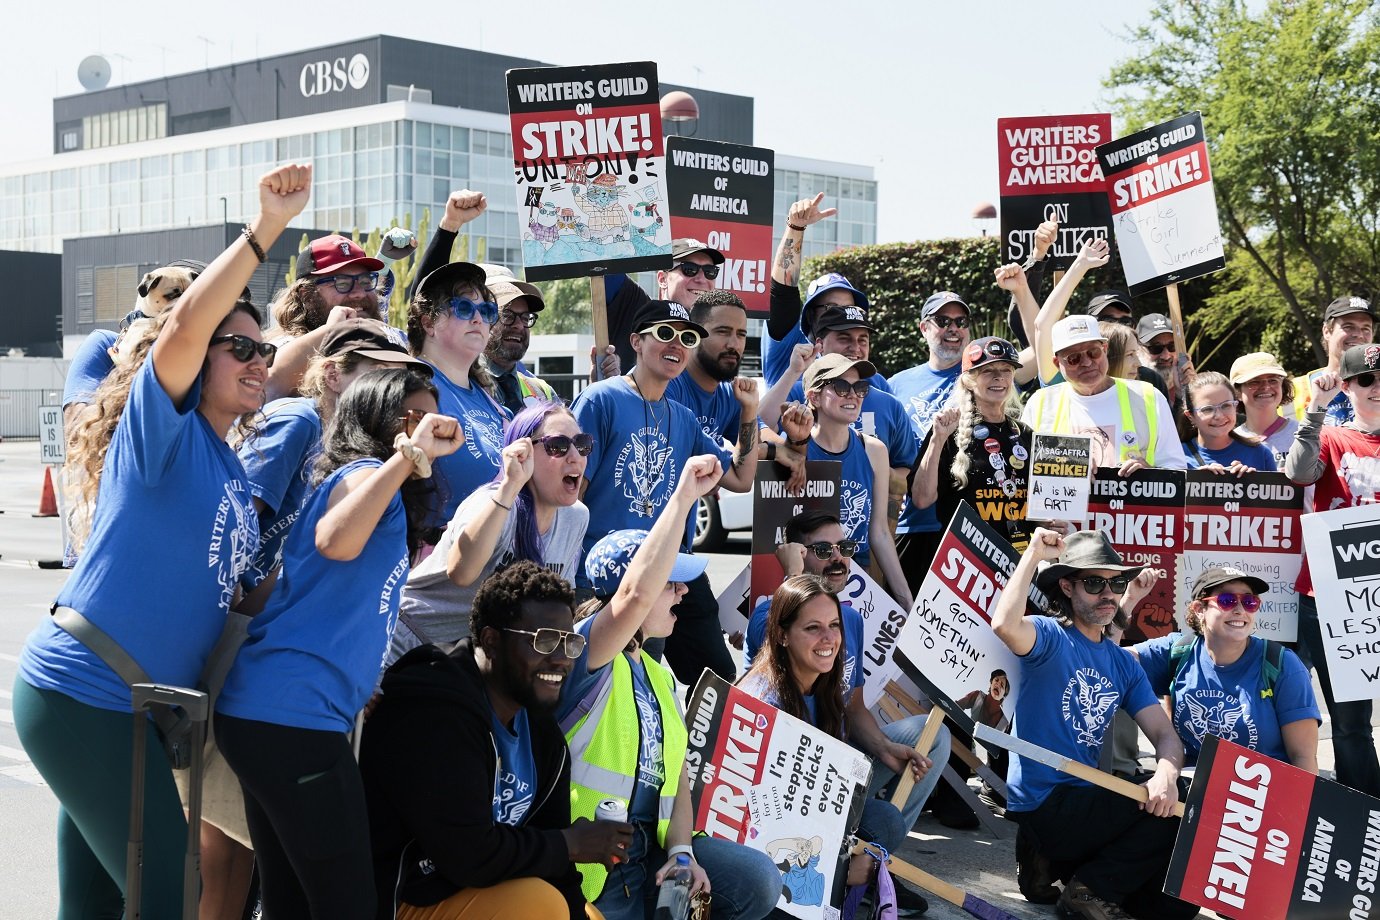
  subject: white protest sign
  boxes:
[1028,433,1091,522]
[715,563,751,637]
[837,562,911,710]
[38,406,64,465]
[1301,504,1380,702]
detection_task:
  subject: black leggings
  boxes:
[216,714,374,920]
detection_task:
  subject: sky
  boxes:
[0,0,1163,242]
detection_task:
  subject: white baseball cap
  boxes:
[1051,315,1108,354]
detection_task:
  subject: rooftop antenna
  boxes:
[77,54,111,91]
[196,35,215,70]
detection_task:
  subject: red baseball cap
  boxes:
[296,234,384,277]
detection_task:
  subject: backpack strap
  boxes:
[1168,632,1198,683]
[1260,639,1284,700]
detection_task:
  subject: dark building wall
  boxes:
[0,251,62,356]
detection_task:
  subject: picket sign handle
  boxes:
[889,707,945,807]
[590,276,609,380]
[850,841,966,907]
[1053,753,1187,818]
[1165,282,1190,362]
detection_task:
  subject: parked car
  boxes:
[693,487,752,551]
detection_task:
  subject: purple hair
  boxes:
[500,400,577,564]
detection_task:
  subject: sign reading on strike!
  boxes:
[998,113,1113,269]
[1028,433,1092,522]
[1096,111,1225,296]
[666,137,774,313]
[505,61,671,281]
[1301,504,1380,702]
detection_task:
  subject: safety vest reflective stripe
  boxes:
[1035,378,1159,465]
[515,371,557,403]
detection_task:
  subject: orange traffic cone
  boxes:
[34,467,58,518]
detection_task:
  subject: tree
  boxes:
[1105,0,1380,366]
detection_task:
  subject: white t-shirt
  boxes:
[1022,380,1187,470]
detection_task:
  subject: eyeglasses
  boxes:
[446,297,499,324]
[1352,373,1380,389]
[502,626,586,658]
[499,309,539,328]
[804,540,859,560]
[315,272,380,294]
[210,334,277,367]
[1102,314,1135,328]
[533,433,594,457]
[642,324,702,348]
[820,379,871,398]
[1058,344,1105,368]
[929,315,971,329]
[1075,575,1131,595]
[1192,399,1240,419]
[1146,342,1177,356]
[673,262,720,280]
[397,408,427,437]
[1207,591,1262,613]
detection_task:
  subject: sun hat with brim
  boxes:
[803,353,876,392]
[1191,565,1269,599]
[1229,352,1288,385]
[480,264,544,310]
[585,529,708,599]
[1035,530,1143,594]
[416,261,488,298]
[319,318,431,370]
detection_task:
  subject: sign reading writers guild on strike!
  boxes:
[1301,504,1380,702]
[998,113,1113,270]
[1180,471,1305,642]
[686,672,871,920]
[750,460,841,612]
[505,61,672,281]
[1096,111,1226,297]
[1165,735,1380,920]
[666,137,774,314]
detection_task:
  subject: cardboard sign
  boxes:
[1166,735,1380,919]
[837,562,912,710]
[1028,433,1092,521]
[750,461,841,611]
[1179,471,1305,642]
[666,137,774,314]
[686,671,871,919]
[997,113,1113,270]
[895,503,1044,725]
[505,61,672,281]
[716,563,751,637]
[1096,111,1226,296]
[1301,505,1380,702]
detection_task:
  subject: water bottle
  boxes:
[652,853,692,920]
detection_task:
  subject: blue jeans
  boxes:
[864,716,951,838]
[1296,594,1380,796]
[594,822,780,920]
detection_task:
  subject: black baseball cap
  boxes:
[631,299,708,337]
[671,238,725,265]
[813,305,873,335]
[1087,290,1133,317]
[1339,343,1380,381]
[1324,296,1375,323]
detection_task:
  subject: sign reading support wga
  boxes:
[38,406,64,464]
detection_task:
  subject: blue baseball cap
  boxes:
[584,529,708,599]
[803,274,869,332]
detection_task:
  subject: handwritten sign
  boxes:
[1028,433,1092,521]
[1301,504,1380,702]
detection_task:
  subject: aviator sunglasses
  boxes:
[210,334,277,367]
[502,627,587,658]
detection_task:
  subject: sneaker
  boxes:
[1056,879,1134,920]
[1015,825,1060,904]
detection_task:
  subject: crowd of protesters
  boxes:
[16,160,1370,920]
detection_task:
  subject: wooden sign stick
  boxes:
[889,707,945,807]
[590,275,609,381]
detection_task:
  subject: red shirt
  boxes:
[1295,426,1380,594]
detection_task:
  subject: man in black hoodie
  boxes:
[361,562,632,920]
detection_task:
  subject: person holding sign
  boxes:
[1284,343,1380,797]
[1180,371,1277,472]
[991,529,1196,919]
[1129,566,1319,771]
[557,457,781,920]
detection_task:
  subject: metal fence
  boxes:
[0,390,60,440]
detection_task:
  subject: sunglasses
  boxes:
[820,379,871,398]
[398,408,427,437]
[642,324,702,348]
[1075,574,1131,594]
[210,334,277,367]
[1058,344,1105,368]
[446,297,499,324]
[315,272,380,294]
[499,309,539,328]
[1192,399,1239,419]
[1207,591,1262,613]
[673,262,720,280]
[533,433,594,457]
[1102,314,1135,328]
[1146,341,1177,356]
[1352,373,1380,389]
[804,540,859,560]
[929,315,971,329]
[502,626,586,658]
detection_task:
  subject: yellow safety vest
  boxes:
[1026,378,1160,465]
[563,650,687,902]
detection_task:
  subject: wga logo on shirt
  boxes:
[1060,668,1118,748]
[1330,522,1380,580]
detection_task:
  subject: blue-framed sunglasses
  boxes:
[446,297,499,324]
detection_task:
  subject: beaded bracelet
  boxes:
[242,226,266,263]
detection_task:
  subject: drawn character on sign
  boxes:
[526,201,561,250]
[556,207,585,237]
[572,173,630,244]
[627,200,663,257]
[765,835,826,906]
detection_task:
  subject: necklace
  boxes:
[628,373,672,518]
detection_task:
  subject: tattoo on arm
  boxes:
[734,421,758,469]
[777,239,798,285]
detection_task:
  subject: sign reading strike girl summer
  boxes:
[1095,112,1226,296]
[1301,504,1380,703]
[506,61,672,281]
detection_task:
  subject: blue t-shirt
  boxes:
[1182,439,1279,471]
[1006,616,1157,813]
[665,375,743,443]
[745,599,865,696]
[237,397,322,589]
[491,707,538,826]
[216,458,409,732]
[21,357,259,711]
[426,365,509,526]
[806,433,874,566]
[1132,633,1319,765]
[572,376,732,578]
[62,329,118,407]
[889,362,962,534]
[784,382,917,470]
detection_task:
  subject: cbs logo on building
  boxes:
[299,53,370,98]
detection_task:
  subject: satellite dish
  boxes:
[78,55,111,91]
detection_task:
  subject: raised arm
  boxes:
[1285,374,1339,485]
[447,437,534,586]
[993,527,1064,656]
[993,263,1041,385]
[911,407,960,510]
[716,378,761,493]
[767,194,836,338]
[865,435,912,611]
[406,189,486,299]
[1032,238,1110,384]
[760,342,817,429]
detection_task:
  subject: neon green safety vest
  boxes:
[1026,378,1160,465]
[563,650,687,902]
